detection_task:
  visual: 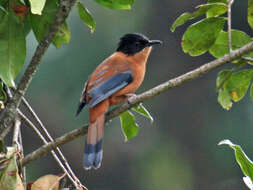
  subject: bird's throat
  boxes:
[129,47,152,65]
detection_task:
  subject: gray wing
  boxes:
[88,70,133,107]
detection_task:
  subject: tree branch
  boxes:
[0,0,77,139]
[20,97,86,189]
[22,40,253,166]
[227,0,234,52]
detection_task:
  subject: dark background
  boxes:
[17,0,253,189]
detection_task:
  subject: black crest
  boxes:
[116,33,162,55]
[116,33,151,56]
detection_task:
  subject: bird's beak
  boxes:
[147,40,162,46]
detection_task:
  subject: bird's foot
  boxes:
[126,93,137,104]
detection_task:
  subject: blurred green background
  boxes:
[18,0,253,189]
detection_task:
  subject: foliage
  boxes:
[1,0,253,188]
[120,104,153,141]
[171,0,253,110]
[0,147,23,190]
[0,0,140,144]
[219,140,253,190]
[0,0,134,92]
[171,1,253,189]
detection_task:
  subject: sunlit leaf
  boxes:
[219,139,253,182]
[182,17,225,56]
[225,69,253,102]
[205,3,227,17]
[171,3,227,32]
[0,9,26,87]
[248,0,253,30]
[94,0,134,10]
[77,2,96,33]
[31,174,60,190]
[243,176,253,190]
[120,111,139,142]
[31,0,70,48]
[16,175,24,190]
[209,30,252,58]
[0,155,18,190]
[132,104,153,123]
[29,0,46,15]
[53,22,71,48]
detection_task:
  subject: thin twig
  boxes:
[227,0,234,52]
[21,97,84,188]
[242,57,253,62]
[22,40,253,166]
[18,128,26,186]
[18,110,86,190]
[7,86,85,189]
[0,0,77,140]
[12,118,21,147]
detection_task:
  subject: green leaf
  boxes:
[31,0,58,42]
[77,2,96,33]
[205,3,227,18]
[0,155,18,190]
[31,0,70,48]
[250,83,253,101]
[248,0,253,30]
[132,103,153,123]
[219,139,253,182]
[218,89,232,110]
[182,17,225,56]
[170,3,227,32]
[0,82,6,102]
[0,0,7,7]
[0,9,26,87]
[208,0,226,3]
[53,22,71,48]
[120,111,139,142]
[94,0,134,10]
[209,30,252,58]
[29,0,46,15]
[171,13,191,32]
[216,69,233,90]
[224,69,253,102]
[24,13,31,36]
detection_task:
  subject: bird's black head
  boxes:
[116,33,162,56]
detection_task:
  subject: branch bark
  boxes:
[22,40,253,166]
[0,0,77,139]
[227,0,234,52]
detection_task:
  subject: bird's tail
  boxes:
[84,114,104,169]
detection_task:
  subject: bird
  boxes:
[76,33,162,170]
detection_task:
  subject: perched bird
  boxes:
[76,33,162,170]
